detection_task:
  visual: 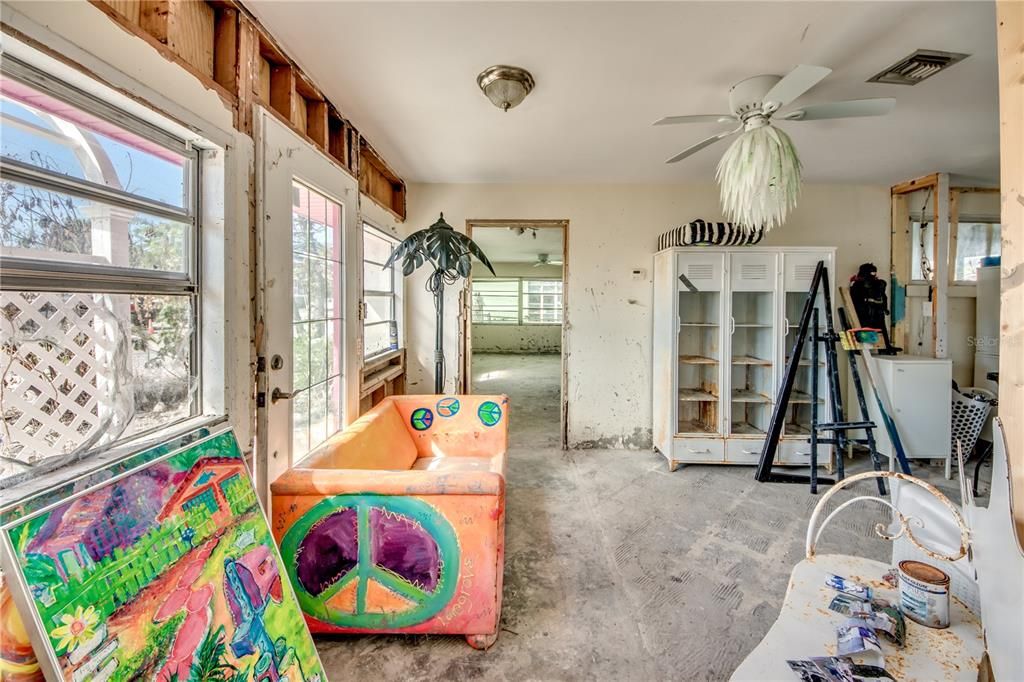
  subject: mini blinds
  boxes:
[472,278,562,325]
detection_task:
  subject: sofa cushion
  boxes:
[303,401,418,471]
[411,456,497,473]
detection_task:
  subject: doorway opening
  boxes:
[462,220,568,449]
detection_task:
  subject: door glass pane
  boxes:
[730,291,774,436]
[291,181,344,456]
[783,291,826,438]
[677,289,719,434]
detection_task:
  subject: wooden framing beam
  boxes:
[892,173,940,196]
[85,0,405,219]
[996,0,1024,539]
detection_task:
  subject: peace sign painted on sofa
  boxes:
[280,494,460,629]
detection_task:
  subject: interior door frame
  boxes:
[254,107,361,504]
[461,219,570,449]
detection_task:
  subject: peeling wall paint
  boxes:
[405,183,890,450]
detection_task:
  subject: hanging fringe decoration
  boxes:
[716,125,802,233]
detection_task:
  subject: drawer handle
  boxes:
[742,448,760,455]
[687,447,711,454]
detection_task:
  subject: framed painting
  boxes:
[0,427,324,682]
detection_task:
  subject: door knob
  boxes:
[271,387,294,403]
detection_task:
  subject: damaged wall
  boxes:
[472,262,562,353]
[405,183,890,449]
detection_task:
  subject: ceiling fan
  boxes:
[654,65,896,164]
[534,253,562,267]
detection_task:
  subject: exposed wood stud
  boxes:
[306,100,329,149]
[85,0,404,218]
[269,63,295,122]
[234,14,260,135]
[212,6,238,91]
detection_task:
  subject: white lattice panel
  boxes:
[1,291,133,480]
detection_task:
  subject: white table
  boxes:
[732,554,984,681]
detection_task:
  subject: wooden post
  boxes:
[996,0,1024,538]
[234,15,260,136]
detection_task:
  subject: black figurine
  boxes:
[849,262,900,355]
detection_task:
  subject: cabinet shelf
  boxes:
[732,355,772,366]
[790,390,824,404]
[734,323,773,328]
[678,420,717,434]
[732,389,772,403]
[680,322,719,327]
[732,422,766,436]
[784,423,812,437]
[680,354,718,364]
[679,388,718,401]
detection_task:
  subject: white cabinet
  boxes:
[855,356,953,469]
[653,246,836,470]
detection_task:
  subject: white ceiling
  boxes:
[471,226,564,263]
[247,1,999,185]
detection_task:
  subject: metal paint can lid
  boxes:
[898,560,950,586]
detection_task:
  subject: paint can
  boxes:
[898,560,950,629]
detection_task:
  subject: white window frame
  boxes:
[0,55,208,488]
[361,221,403,359]
[471,277,563,326]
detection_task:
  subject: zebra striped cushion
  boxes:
[658,219,765,249]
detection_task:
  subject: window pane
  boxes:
[364,229,392,264]
[364,322,395,357]
[309,380,328,448]
[292,388,309,457]
[308,192,327,258]
[292,322,309,391]
[1,76,189,208]
[365,294,393,324]
[1,181,189,273]
[292,185,309,255]
[0,290,195,481]
[327,259,341,319]
[310,320,327,385]
[310,257,327,321]
[954,222,1000,282]
[328,375,341,435]
[292,253,309,322]
[363,261,393,293]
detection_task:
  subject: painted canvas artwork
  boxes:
[2,429,324,682]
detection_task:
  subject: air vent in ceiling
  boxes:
[868,49,968,85]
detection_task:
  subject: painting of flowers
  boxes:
[1,428,323,681]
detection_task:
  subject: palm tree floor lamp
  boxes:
[384,213,495,393]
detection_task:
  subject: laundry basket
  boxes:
[950,387,996,458]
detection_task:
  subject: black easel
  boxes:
[754,261,887,494]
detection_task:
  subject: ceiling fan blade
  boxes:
[762,64,832,113]
[781,97,896,121]
[653,114,736,126]
[665,128,740,164]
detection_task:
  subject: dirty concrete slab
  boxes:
[316,352,975,681]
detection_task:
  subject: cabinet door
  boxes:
[727,252,777,438]
[779,252,831,441]
[676,252,724,435]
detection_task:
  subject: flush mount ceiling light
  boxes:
[477,65,535,112]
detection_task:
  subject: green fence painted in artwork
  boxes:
[37,505,216,633]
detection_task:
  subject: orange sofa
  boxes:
[270,395,509,649]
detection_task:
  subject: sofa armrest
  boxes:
[271,467,505,497]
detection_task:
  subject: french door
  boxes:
[255,109,361,502]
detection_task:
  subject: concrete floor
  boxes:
[316,352,968,681]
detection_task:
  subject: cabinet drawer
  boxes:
[672,437,725,463]
[726,438,766,464]
[778,440,832,466]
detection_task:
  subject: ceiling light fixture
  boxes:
[477,65,535,112]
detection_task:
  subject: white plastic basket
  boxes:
[950,387,995,457]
